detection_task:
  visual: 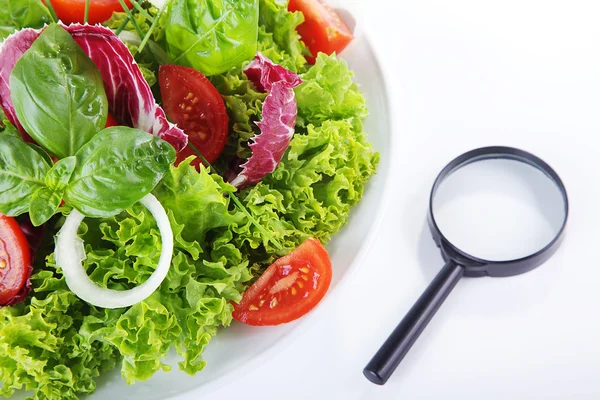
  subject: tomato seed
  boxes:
[291,287,297,295]
[0,259,5,269]
[270,298,278,308]
[249,304,258,311]
[297,281,304,289]
[186,92,194,100]
[299,267,310,273]
[301,275,309,281]
[192,97,199,104]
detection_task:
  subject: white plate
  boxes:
[87,4,391,400]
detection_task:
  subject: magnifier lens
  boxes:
[364,148,568,386]
[432,158,566,261]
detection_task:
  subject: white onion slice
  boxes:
[55,194,173,309]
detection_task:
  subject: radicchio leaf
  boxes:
[0,25,188,151]
[243,52,302,92]
[230,53,301,188]
[66,24,187,151]
[0,28,41,142]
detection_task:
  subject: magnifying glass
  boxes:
[363,146,569,385]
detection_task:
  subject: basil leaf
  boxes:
[64,127,176,217]
[46,156,76,191]
[0,0,53,40]
[10,23,108,158]
[29,187,62,227]
[165,0,259,76]
[0,134,50,216]
[0,121,20,138]
[27,142,54,166]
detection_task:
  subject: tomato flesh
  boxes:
[233,238,332,326]
[105,112,119,127]
[0,215,31,306]
[159,65,229,167]
[44,0,132,25]
[288,0,354,63]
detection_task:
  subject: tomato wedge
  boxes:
[159,65,229,167]
[0,214,31,306]
[105,112,119,127]
[44,0,132,25]
[288,0,354,63]
[233,238,332,326]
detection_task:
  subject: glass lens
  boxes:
[432,158,566,261]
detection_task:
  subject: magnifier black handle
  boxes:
[363,260,464,385]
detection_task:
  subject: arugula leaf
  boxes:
[64,127,176,217]
[0,0,52,40]
[165,0,259,76]
[0,134,50,216]
[10,23,108,159]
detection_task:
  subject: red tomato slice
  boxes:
[105,112,119,127]
[0,214,31,306]
[159,65,229,167]
[44,0,132,25]
[233,238,332,326]
[288,0,354,64]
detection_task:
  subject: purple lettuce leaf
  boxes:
[0,28,42,141]
[230,53,302,188]
[243,52,302,92]
[66,24,187,151]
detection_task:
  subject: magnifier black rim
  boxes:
[428,146,569,266]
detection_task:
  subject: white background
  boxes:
[207,1,600,399]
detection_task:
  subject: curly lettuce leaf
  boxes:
[217,53,378,263]
[236,118,379,260]
[295,53,368,131]
[0,160,252,398]
[0,3,378,399]
[257,0,308,72]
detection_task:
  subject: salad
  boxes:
[0,0,379,398]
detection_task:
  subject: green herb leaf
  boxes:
[165,0,259,76]
[29,187,63,226]
[0,0,53,40]
[26,142,54,166]
[10,23,108,159]
[0,119,20,138]
[64,127,176,217]
[46,156,76,192]
[0,134,50,216]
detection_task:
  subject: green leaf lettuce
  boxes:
[0,2,379,399]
